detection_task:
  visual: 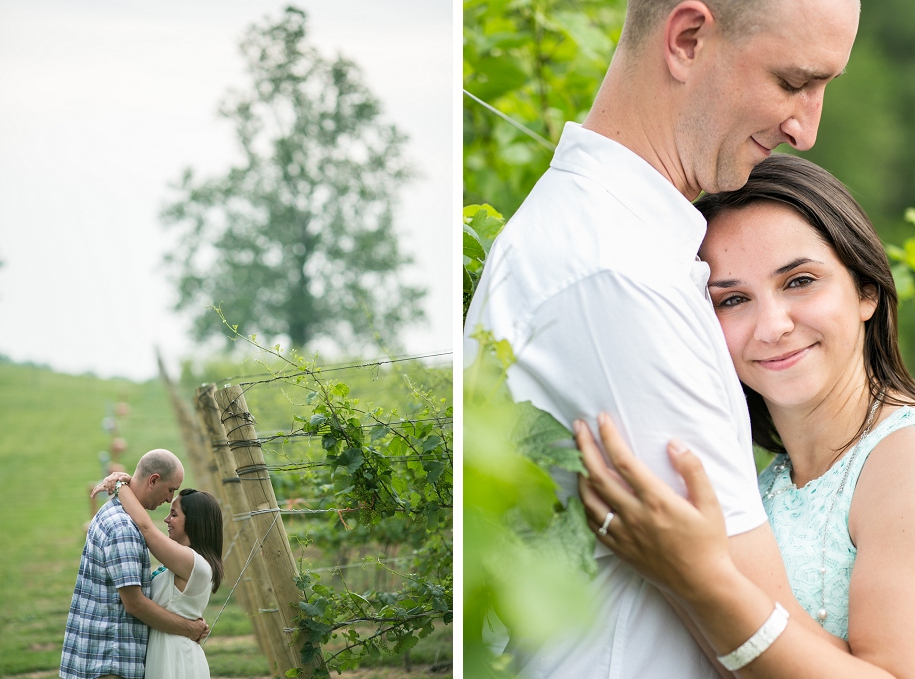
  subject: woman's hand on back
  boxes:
[576,413,734,599]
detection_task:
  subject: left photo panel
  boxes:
[0,1,454,677]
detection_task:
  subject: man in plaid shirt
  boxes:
[60,450,208,679]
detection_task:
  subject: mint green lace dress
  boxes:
[757,406,915,640]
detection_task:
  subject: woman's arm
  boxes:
[118,482,195,582]
[662,591,735,679]
[846,426,915,676]
[99,475,196,583]
[576,415,906,678]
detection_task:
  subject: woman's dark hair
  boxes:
[178,488,224,593]
[695,153,915,455]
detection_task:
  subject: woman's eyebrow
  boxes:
[775,257,822,275]
[708,277,742,289]
[708,258,825,288]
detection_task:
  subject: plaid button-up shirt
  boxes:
[60,498,151,679]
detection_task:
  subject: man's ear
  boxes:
[664,1,716,83]
[148,473,160,486]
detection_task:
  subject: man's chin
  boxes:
[709,168,753,194]
[703,153,760,195]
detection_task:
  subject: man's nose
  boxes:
[780,89,825,152]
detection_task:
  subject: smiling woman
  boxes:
[577,154,915,676]
[702,201,877,419]
[696,153,915,460]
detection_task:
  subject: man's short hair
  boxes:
[620,0,773,50]
[135,449,181,483]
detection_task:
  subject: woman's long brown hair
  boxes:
[178,488,224,593]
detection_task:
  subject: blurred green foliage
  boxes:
[464,326,596,678]
[462,204,507,321]
[885,208,915,301]
[463,0,626,215]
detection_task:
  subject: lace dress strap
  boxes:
[847,406,915,491]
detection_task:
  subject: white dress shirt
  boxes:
[464,122,767,679]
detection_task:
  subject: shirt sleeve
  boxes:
[508,270,767,538]
[106,520,147,589]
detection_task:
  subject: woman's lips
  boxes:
[756,345,814,371]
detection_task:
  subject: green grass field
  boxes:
[0,360,451,678]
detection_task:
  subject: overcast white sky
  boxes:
[0,0,452,380]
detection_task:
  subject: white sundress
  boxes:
[145,550,213,679]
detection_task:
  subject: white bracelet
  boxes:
[716,602,789,671]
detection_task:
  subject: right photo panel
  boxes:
[463,1,915,676]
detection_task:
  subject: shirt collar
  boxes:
[549,122,707,263]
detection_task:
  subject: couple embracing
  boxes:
[466,0,915,676]
[60,449,224,679]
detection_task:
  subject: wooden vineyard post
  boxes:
[215,385,325,678]
[195,384,294,675]
[188,385,266,669]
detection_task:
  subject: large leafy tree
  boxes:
[163,7,424,349]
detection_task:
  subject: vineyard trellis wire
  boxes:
[160,326,453,678]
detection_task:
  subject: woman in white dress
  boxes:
[94,475,224,679]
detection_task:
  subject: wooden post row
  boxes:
[160,373,323,676]
[156,359,267,663]
[215,385,325,679]
[157,359,271,663]
[195,384,291,674]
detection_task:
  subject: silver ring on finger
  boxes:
[598,510,615,536]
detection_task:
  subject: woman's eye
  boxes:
[716,294,747,308]
[787,275,815,289]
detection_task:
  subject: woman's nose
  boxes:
[754,297,794,343]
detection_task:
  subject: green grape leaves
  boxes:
[510,400,583,474]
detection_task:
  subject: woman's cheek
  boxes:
[719,317,753,381]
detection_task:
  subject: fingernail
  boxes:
[573,420,582,435]
[598,412,609,426]
[670,438,687,455]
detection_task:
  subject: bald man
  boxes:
[61,450,207,679]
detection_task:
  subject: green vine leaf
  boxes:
[511,401,582,474]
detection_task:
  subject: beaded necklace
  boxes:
[762,391,883,625]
